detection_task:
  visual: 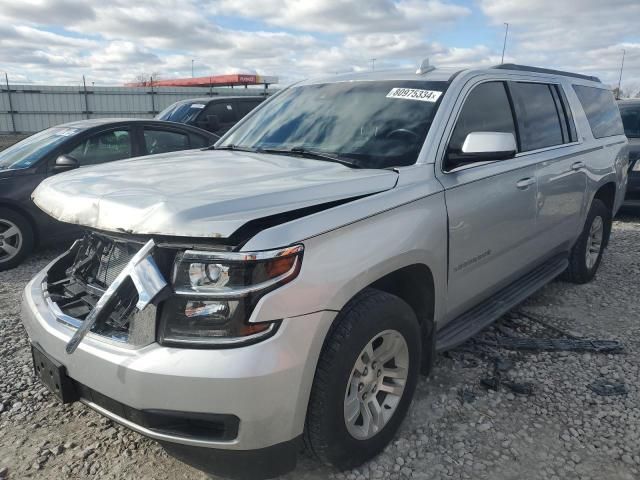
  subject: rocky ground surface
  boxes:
[0,215,638,480]
[0,134,639,479]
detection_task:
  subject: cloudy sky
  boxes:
[0,0,639,95]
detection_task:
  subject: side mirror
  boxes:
[447,132,517,168]
[53,154,79,173]
[457,132,517,162]
[205,115,220,132]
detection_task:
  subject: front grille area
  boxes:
[46,233,167,345]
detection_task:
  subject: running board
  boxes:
[435,254,569,352]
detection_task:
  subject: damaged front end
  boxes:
[44,231,303,353]
[46,234,173,351]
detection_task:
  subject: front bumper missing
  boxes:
[64,239,167,353]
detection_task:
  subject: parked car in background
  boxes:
[619,99,640,208]
[22,64,627,479]
[156,96,266,136]
[0,119,216,271]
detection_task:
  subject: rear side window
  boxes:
[573,85,624,139]
[448,82,516,154]
[144,129,190,155]
[510,83,564,151]
[620,105,640,138]
[206,102,237,124]
[236,100,262,118]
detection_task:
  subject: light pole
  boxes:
[370,58,376,71]
[191,59,195,78]
[616,49,626,100]
[501,23,509,64]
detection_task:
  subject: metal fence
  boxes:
[0,80,270,134]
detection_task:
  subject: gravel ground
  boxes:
[0,214,638,480]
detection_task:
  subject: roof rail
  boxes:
[492,64,601,83]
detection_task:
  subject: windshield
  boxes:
[156,101,205,124]
[0,127,81,171]
[620,105,640,138]
[220,80,447,168]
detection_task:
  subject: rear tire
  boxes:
[563,199,610,284]
[0,208,34,272]
[304,288,421,470]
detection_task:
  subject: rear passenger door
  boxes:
[437,80,539,320]
[509,81,586,253]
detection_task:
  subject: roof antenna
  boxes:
[416,58,435,75]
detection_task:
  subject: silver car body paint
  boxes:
[22,66,628,457]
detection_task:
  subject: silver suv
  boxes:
[21,63,629,479]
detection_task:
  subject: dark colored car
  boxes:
[156,96,266,136]
[619,99,640,208]
[0,119,217,271]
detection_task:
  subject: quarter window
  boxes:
[144,129,190,155]
[510,83,564,151]
[619,105,640,139]
[573,85,624,139]
[67,129,131,166]
[448,82,516,156]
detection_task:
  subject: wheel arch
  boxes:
[358,263,437,375]
[591,181,616,248]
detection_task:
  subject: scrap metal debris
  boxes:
[479,358,535,396]
[588,380,629,396]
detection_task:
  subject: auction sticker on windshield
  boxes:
[386,88,442,102]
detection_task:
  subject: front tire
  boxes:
[304,288,421,470]
[563,198,611,284]
[0,208,34,272]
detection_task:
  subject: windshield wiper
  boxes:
[209,144,257,152]
[258,147,362,169]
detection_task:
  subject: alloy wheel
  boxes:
[0,218,22,263]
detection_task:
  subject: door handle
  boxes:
[516,177,536,189]
[571,161,585,171]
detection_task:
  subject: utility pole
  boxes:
[616,49,626,100]
[4,72,16,133]
[370,58,376,71]
[501,22,509,64]
[191,59,195,78]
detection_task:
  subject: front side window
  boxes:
[510,82,564,151]
[0,127,82,171]
[448,81,516,156]
[220,80,447,169]
[206,102,237,125]
[144,129,190,155]
[67,129,131,166]
[573,85,624,139]
[620,104,640,138]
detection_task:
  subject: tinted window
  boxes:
[510,83,564,151]
[620,105,640,138]
[237,99,263,117]
[448,81,516,155]
[68,129,131,166]
[573,85,624,139]
[144,129,190,155]
[221,80,447,169]
[207,102,237,124]
[190,134,211,148]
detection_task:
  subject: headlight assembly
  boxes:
[158,245,303,348]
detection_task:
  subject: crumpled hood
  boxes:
[32,149,398,238]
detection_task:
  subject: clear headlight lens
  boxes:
[159,245,303,347]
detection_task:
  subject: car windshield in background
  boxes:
[220,80,447,168]
[156,102,204,124]
[0,127,81,171]
[620,105,640,138]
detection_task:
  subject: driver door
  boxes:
[437,81,539,320]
